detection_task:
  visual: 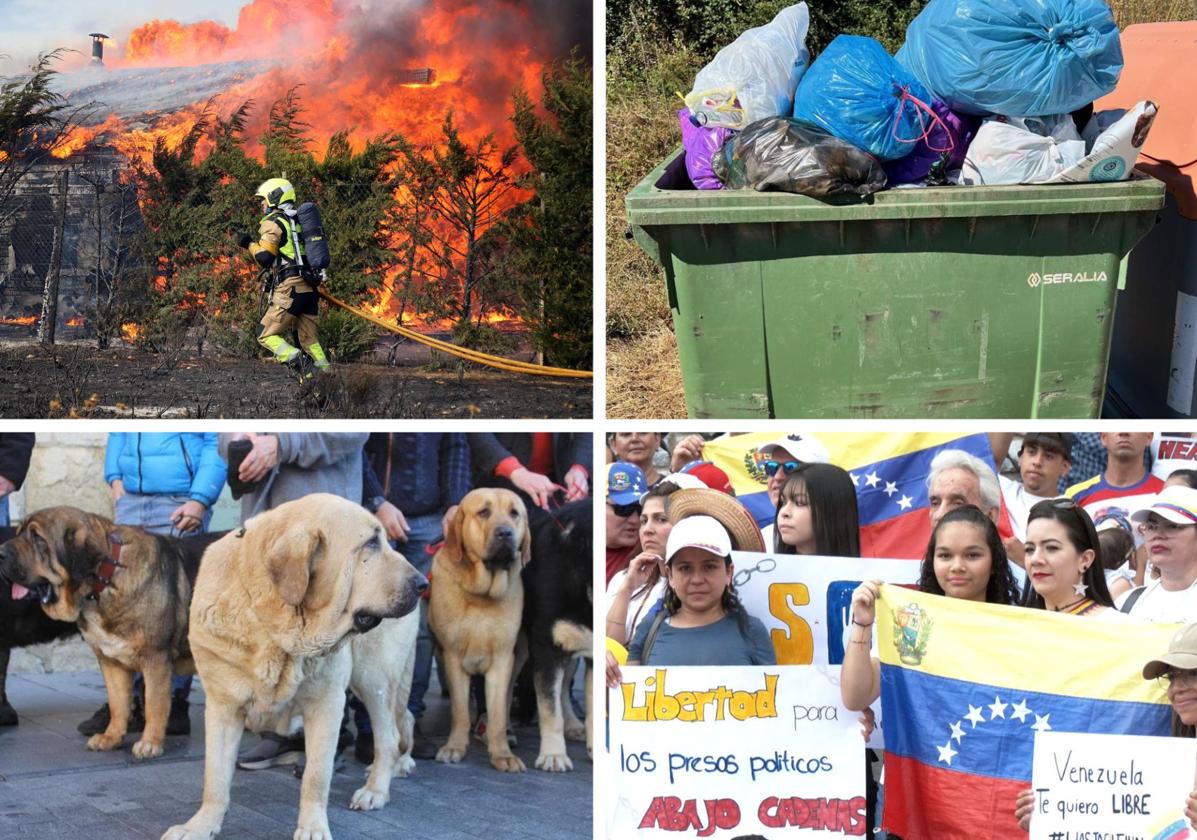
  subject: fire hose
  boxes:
[317,289,593,379]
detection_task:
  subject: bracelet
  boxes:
[849,638,871,645]
[851,618,873,627]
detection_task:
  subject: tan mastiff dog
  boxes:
[428,487,530,772]
[161,493,426,840]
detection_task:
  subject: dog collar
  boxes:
[89,533,125,599]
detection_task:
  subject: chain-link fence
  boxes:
[0,150,141,342]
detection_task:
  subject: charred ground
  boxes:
[0,342,591,419]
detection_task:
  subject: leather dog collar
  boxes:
[89,533,125,599]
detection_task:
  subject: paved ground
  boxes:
[0,669,592,840]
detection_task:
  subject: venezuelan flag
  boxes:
[876,586,1178,840]
[702,431,1006,558]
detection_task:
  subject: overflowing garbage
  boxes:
[680,0,1157,196]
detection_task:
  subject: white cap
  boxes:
[1130,484,1197,525]
[665,515,732,563]
[756,434,831,464]
[640,471,706,503]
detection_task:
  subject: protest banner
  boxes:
[731,552,920,668]
[608,665,866,838]
[1029,731,1197,840]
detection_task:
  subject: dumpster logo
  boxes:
[1027,271,1108,288]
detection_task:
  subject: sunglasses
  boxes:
[609,501,640,518]
[1160,669,1197,689]
[763,460,801,477]
[1138,518,1194,536]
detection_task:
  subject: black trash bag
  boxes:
[713,117,887,196]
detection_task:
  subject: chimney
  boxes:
[89,33,108,65]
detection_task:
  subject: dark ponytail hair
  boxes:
[919,505,1019,605]
[1022,499,1114,609]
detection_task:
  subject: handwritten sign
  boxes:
[731,552,919,668]
[1030,731,1197,840]
[608,665,866,838]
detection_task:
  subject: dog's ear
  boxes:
[51,512,110,581]
[514,495,532,569]
[440,504,467,568]
[267,526,325,607]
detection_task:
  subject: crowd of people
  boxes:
[604,431,1197,837]
[1,431,591,771]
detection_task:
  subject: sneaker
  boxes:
[237,732,305,770]
[292,748,347,778]
[166,697,191,736]
[471,713,516,748]
[78,701,144,736]
[354,731,373,765]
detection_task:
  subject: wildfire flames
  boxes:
[0,316,37,326]
[47,0,566,329]
[120,323,141,342]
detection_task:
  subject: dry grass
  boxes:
[607,323,688,419]
[1107,0,1195,27]
[605,0,1196,419]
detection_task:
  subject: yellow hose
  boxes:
[318,290,593,379]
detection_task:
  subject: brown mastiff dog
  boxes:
[428,487,530,772]
[0,506,223,759]
[161,493,426,840]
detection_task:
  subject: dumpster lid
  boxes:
[1097,21,1197,219]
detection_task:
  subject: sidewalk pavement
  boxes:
[0,669,592,840]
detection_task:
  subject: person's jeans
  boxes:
[349,511,442,734]
[117,492,212,700]
[0,495,10,528]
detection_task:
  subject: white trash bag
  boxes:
[961,101,1159,186]
[685,2,810,130]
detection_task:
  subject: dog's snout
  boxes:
[494,525,515,541]
[412,574,429,596]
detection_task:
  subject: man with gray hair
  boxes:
[926,448,1025,586]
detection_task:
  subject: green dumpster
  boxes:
[627,152,1166,419]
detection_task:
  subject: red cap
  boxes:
[681,461,734,496]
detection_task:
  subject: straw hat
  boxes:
[667,488,765,552]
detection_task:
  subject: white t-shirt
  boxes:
[1115,578,1197,623]
[1150,432,1197,481]
[999,474,1053,543]
[761,523,775,551]
[606,570,667,643]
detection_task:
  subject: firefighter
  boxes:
[236,178,330,373]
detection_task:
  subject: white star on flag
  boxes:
[937,742,958,766]
[965,705,986,728]
[884,481,898,497]
[949,720,965,743]
[1010,700,1031,722]
[849,472,861,487]
[897,495,914,511]
[865,471,881,488]
[1032,713,1052,733]
[988,697,1008,720]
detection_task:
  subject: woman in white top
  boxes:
[605,479,686,645]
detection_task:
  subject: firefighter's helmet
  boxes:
[255,178,296,209]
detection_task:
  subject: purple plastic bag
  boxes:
[679,108,735,190]
[883,99,979,184]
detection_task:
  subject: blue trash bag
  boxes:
[792,35,933,162]
[896,0,1122,117]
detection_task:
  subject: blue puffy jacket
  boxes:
[104,433,226,508]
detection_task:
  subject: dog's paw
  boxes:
[349,785,389,811]
[564,723,586,742]
[132,738,165,760]
[534,751,573,773]
[293,822,332,840]
[161,825,215,840]
[490,752,526,773]
[394,754,415,777]
[436,744,466,764]
[87,732,123,751]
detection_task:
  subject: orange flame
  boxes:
[120,323,141,341]
[66,316,85,327]
[0,316,37,326]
